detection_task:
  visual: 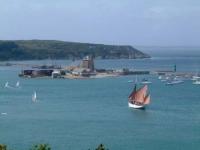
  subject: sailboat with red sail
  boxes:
[128,84,150,109]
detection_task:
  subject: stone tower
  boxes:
[80,56,95,71]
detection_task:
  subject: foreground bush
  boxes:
[95,144,109,150]
[30,144,51,150]
[0,145,7,150]
[0,143,108,150]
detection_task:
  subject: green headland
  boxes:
[0,40,150,60]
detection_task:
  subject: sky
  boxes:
[0,0,200,46]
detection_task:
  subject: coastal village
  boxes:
[19,56,150,79]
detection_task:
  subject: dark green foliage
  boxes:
[88,144,109,150]
[0,40,150,60]
[0,144,7,150]
[0,143,109,150]
[95,144,108,150]
[30,144,51,150]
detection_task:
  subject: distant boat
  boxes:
[128,84,150,109]
[166,79,184,85]
[1,112,7,115]
[158,76,162,80]
[158,76,168,82]
[128,75,138,84]
[192,76,200,81]
[161,79,167,82]
[128,80,134,83]
[15,81,20,88]
[5,81,20,89]
[4,82,9,88]
[141,78,152,84]
[32,91,37,102]
[192,70,200,80]
[165,76,170,80]
[193,79,200,85]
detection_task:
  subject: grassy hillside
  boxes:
[0,40,150,60]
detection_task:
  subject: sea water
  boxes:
[0,56,200,150]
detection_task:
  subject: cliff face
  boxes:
[0,40,150,60]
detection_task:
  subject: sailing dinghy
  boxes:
[16,81,20,88]
[32,91,37,102]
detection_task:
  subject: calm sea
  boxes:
[0,53,200,149]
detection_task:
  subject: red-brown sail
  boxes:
[133,85,147,103]
[143,94,150,105]
[128,84,151,108]
[128,85,137,100]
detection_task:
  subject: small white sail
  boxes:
[32,91,37,102]
[4,82,9,88]
[16,81,20,88]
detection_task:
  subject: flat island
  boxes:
[19,56,150,79]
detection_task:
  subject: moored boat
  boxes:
[192,76,200,81]
[141,78,152,84]
[193,79,200,85]
[165,79,184,85]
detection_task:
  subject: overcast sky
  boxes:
[0,0,200,46]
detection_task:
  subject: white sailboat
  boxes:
[16,81,20,88]
[32,91,37,102]
[4,82,9,88]
[158,76,162,80]
[128,84,151,109]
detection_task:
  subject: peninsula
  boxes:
[0,40,150,60]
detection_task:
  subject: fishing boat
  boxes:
[128,84,150,109]
[32,91,37,102]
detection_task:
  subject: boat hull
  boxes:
[128,102,145,109]
[193,81,200,85]
[166,80,184,85]
[141,81,152,84]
